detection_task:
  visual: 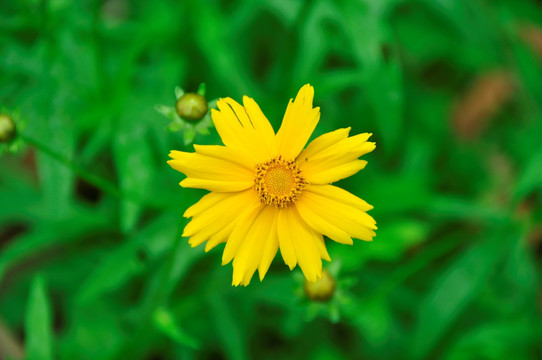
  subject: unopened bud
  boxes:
[304,270,336,302]
[175,93,208,121]
[0,114,16,143]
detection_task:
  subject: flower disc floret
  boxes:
[254,155,307,208]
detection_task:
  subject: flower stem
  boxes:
[114,220,185,359]
[369,237,460,300]
[20,133,165,208]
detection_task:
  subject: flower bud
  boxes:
[304,270,336,302]
[175,93,208,121]
[0,114,16,143]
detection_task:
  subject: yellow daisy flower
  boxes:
[168,84,377,286]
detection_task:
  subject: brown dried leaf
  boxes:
[452,71,514,139]
[519,24,542,60]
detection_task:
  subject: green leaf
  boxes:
[207,296,248,360]
[426,195,509,223]
[0,210,111,286]
[79,121,113,163]
[58,302,125,359]
[152,307,199,349]
[166,118,186,132]
[349,299,392,347]
[365,220,428,260]
[293,0,342,83]
[174,86,185,99]
[339,219,429,271]
[261,0,304,25]
[364,174,431,216]
[76,241,144,304]
[410,229,517,358]
[445,318,537,360]
[182,126,196,145]
[34,114,75,219]
[364,60,403,155]
[25,276,53,360]
[196,83,206,96]
[113,127,154,233]
[191,1,257,97]
[155,104,178,122]
[514,152,542,201]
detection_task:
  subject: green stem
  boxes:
[369,237,461,300]
[20,133,165,208]
[150,220,185,308]
[115,220,185,359]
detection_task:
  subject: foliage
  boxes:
[1,0,541,359]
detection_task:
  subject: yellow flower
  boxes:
[168,84,376,286]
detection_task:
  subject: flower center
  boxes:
[254,156,307,208]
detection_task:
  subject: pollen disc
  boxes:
[254,156,307,208]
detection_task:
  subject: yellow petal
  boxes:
[183,190,258,248]
[296,197,353,245]
[303,160,367,185]
[183,191,229,218]
[306,184,373,211]
[291,208,324,282]
[243,96,276,154]
[314,232,331,262]
[219,98,261,152]
[168,150,253,192]
[275,84,320,160]
[193,144,254,171]
[298,127,350,160]
[222,201,265,265]
[232,206,276,286]
[214,98,274,163]
[179,178,253,192]
[210,108,250,158]
[205,222,234,252]
[258,210,279,280]
[276,207,297,269]
[299,132,376,184]
[277,206,323,282]
[301,186,377,242]
[183,190,255,237]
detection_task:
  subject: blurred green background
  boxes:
[1,0,542,359]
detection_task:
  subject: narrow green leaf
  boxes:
[0,211,111,286]
[155,104,178,122]
[514,152,542,201]
[207,296,248,360]
[410,230,517,358]
[152,307,199,349]
[364,60,403,155]
[166,119,186,132]
[113,128,154,233]
[350,299,392,347]
[76,241,144,304]
[426,196,508,223]
[196,83,206,96]
[25,276,53,360]
[445,318,536,360]
[293,0,342,83]
[339,219,429,271]
[182,126,196,145]
[261,0,303,25]
[29,101,76,219]
[191,1,257,97]
[174,86,185,100]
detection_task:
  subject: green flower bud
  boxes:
[304,270,336,302]
[175,93,208,121]
[0,114,16,143]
